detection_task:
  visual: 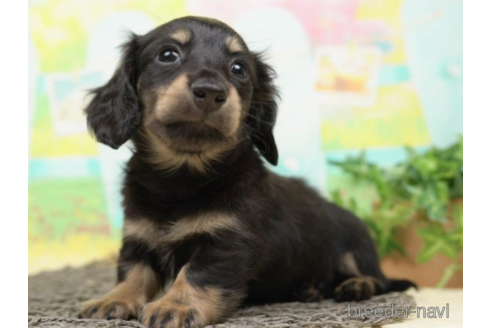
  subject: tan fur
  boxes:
[335,276,377,295]
[226,36,245,53]
[211,86,242,137]
[80,264,160,319]
[138,128,230,174]
[170,29,192,44]
[124,213,241,249]
[337,253,385,292]
[141,265,230,327]
[151,74,242,137]
[124,219,157,246]
[153,74,190,122]
[338,252,362,276]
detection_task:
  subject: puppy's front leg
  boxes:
[140,241,250,328]
[79,240,164,320]
[79,262,161,320]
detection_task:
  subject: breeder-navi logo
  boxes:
[348,303,450,319]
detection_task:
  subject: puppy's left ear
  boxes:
[248,53,279,166]
[84,33,141,149]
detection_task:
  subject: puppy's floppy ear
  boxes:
[248,53,279,166]
[85,33,141,149]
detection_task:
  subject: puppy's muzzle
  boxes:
[191,78,228,113]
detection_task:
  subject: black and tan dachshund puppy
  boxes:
[79,16,415,328]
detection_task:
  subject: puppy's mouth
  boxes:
[165,121,222,139]
[161,121,226,153]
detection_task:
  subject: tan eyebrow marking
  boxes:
[170,29,192,44]
[226,36,245,53]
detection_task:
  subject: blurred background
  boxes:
[28,0,463,288]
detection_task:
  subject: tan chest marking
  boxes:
[124,213,241,248]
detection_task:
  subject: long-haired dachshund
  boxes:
[79,16,415,328]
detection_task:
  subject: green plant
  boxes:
[329,136,463,287]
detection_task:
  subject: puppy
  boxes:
[79,16,416,328]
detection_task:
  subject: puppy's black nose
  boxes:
[191,79,228,113]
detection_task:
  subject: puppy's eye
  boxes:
[231,62,247,78]
[159,48,181,63]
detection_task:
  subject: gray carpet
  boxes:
[28,261,416,327]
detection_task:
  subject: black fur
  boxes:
[85,34,141,149]
[80,16,416,327]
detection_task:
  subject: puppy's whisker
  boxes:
[143,11,167,25]
[243,111,275,125]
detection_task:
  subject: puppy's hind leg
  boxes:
[334,276,380,302]
[333,252,417,302]
[333,252,383,302]
[292,281,324,302]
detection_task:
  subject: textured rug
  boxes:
[29,261,416,328]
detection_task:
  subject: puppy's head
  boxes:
[85,17,279,170]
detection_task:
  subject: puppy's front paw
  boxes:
[140,300,205,328]
[334,277,376,302]
[78,297,142,320]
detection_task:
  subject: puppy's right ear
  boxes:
[85,33,141,149]
[248,53,280,166]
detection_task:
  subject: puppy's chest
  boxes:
[123,212,240,249]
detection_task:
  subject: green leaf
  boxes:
[418,239,444,263]
[327,135,463,261]
[436,262,463,288]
